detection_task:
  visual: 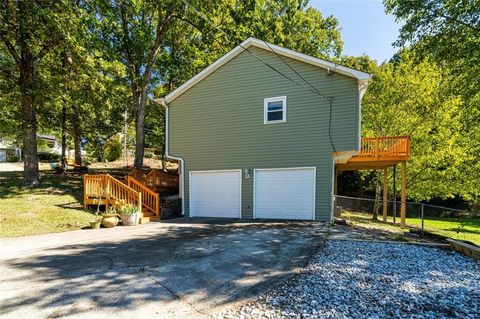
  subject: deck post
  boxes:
[400,161,407,228]
[334,168,338,195]
[383,168,388,223]
[83,175,87,208]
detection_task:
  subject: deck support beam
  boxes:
[334,168,338,195]
[383,168,388,223]
[400,161,407,228]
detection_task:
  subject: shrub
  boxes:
[38,152,61,162]
[104,137,122,162]
[144,151,153,158]
[6,155,20,162]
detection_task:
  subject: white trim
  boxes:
[189,169,242,218]
[253,167,316,221]
[164,37,372,104]
[263,96,287,124]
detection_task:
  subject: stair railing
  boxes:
[127,175,160,216]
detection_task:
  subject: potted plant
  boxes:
[101,206,119,228]
[119,204,139,226]
[89,210,102,229]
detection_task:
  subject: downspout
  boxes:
[156,98,185,216]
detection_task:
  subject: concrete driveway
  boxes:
[0,218,326,318]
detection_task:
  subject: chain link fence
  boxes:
[334,195,480,245]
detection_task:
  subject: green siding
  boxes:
[168,47,360,221]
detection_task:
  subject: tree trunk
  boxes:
[61,104,67,171]
[20,63,39,186]
[72,105,82,166]
[134,86,147,168]
[373,170,382,220]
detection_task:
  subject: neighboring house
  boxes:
[37,134,62,155]
[158,38,372,221]
[0,137,21,162]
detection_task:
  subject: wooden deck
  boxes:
[335,136,411,228]
[336,136,410,171]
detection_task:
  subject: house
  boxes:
[0,137,21,162]
[158,37,373,221]
[37,134,62,156]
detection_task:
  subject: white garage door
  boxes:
[190,170,242,218]
[254,167,315,220]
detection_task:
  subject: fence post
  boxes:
[393,165,396,225]
[421,203,424,236]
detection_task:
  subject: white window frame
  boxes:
[264,96,287,124]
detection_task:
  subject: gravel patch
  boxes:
[219,240,480,319]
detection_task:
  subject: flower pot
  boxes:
[121,213,138,226]
[90,221,101,229]
[101,214,119,228]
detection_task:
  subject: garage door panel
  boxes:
[190,170,241,218]
[254,168,315,220]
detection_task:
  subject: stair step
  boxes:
[139,216,160,224]
[140,211,156,218]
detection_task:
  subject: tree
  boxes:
[362,50,468,200]
[90,0,344,169]
[384,0,480,202]
[86,0,183,168]
[0,0,77,185]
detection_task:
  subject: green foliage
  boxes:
[361,50,473,200]
[384,0,480,201]
[144,151,154,159]
[103,136,122,162]
[37,153,61,162]
[6,155,19,163]
[119,204,139,215]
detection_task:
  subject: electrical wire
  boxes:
[180,0,339,157]
[222,2,339,157]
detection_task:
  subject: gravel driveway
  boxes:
[221,240,480,319]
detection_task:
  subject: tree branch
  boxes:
[433,10,480,32]
[141,11,175,88]
[119,0,138,83]
[0,33,20,66]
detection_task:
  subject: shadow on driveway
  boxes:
[0,219,326,318]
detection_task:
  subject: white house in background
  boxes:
[0,137,21,162]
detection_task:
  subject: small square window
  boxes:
[264,96,286,124]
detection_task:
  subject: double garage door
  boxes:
[190,168,315,220]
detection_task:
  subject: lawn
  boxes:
[0,171,95,237]
[342,211,480,245]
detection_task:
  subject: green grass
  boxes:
[0,171,96,238]
[343,211,480,245]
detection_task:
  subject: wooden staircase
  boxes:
[126,175,160,223]
[83,174,161,224]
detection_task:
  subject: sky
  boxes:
[310,0,401,62]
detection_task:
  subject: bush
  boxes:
[104,137,122,162]
[144,151,153,158]
[38,152,61,162]
[6,155,20,162]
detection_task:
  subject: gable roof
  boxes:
[164,37,372,104]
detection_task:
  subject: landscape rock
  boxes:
[218,240,480,319]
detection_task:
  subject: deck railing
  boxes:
[127,175,160,216]
[83,174,142,212]
[128,168,179,192]
[146,169,179,191]
[352,136,410,162]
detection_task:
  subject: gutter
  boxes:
[155,98,185,216]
